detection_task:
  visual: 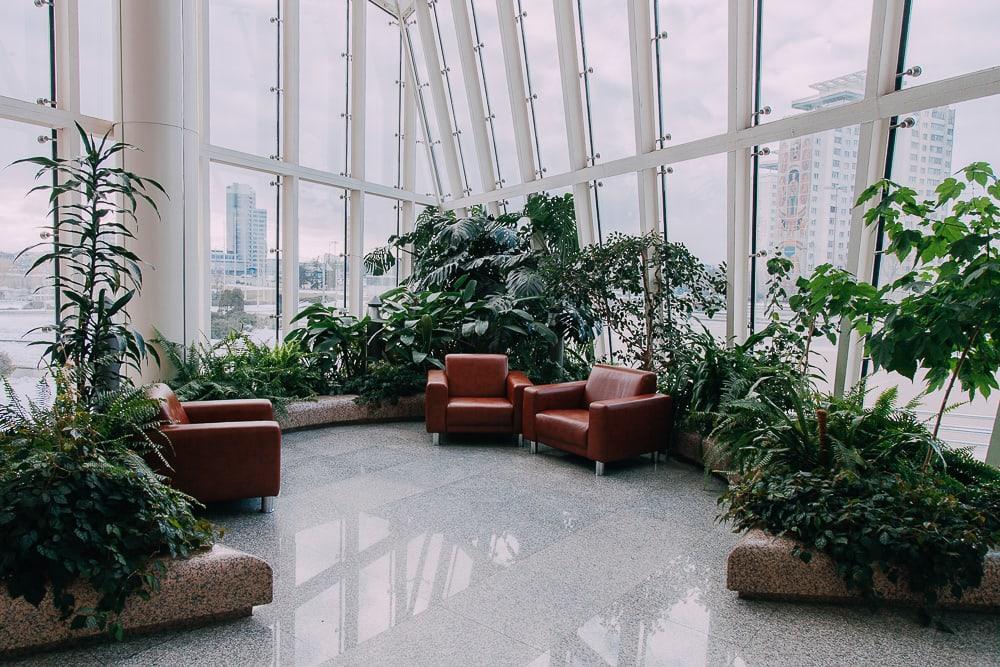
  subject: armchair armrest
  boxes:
[158,421,281,502]
[506,371,533,434]
[425,369,449,433]
[522,381,586,441]
[588,394,673,463]
[181,399,274,423]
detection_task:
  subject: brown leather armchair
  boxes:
[425,354,533,444]
[522,365,672,475]
[147,384,281,513]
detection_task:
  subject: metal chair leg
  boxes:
[595,461,605,476]
[260,496,275,513]
[432,433,441,446]
[529,440,538,454]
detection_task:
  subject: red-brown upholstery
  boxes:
[522,365,672,473]
[147,384,281,509]
[425,354,533,436]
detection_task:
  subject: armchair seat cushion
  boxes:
[447,397,514,430]
[535,409,589,451]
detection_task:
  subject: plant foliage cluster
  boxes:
[707,164,1000,615]
[2,127,214,639]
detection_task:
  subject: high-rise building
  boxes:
[757,72,955,287]
[211,183,269,278]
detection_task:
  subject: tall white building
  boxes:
[758,72,955,286]
[211,183,270,278]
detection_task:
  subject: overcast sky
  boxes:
[1,0,999,268]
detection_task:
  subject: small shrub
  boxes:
[0,378,215,638]
[341,363,426,407]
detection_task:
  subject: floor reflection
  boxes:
[287,511,480,664]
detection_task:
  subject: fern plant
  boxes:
[0,371,214,639]
[15,123,165,406]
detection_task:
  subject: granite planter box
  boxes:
[0,545,273,659]
[727,529,1000,611]
[279,393,425,431]
[671,430,728,470]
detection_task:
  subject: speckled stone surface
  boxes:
[278,394,424,431]
[15,423,1000,666]
[0,545,272,658]
[728,528,1000,610]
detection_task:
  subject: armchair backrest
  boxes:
[584,365,656,404]
[444,354,508,397]
[147,383,190,425]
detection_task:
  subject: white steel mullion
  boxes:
[401,23,444,203]
[413,0,465,201]
[494,0,536,184]
[400,52,417,280]
[552,0,595,247]
[196,0,212,343]
[834,0,906,394]
[726,0,754,344]
[348,0,366,316]
[449,0,499,216]
[55,0,80,116]
[280,0,300,334]
[627,0,658,236]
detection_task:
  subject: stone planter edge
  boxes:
[0,544,273,659]
[727,528,1000,611]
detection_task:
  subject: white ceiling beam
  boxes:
[494,0,536,184]
[551,0,595,247]
[0,95,113,135]
[202,143,436,205]
[442,65,1000,211]
[412,0,466,200]
[626,0,658,237]
[449,0,499,215]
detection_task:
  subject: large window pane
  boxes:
[0,1,51,103]
[209,163,280,343]
[365,2,403,187]
[299,0,349,175]
[663,153,727,338]
[867,95,1000,459]
[363,195,400,305]
[577,0,635,163]
[298,181,349,312]
[209,0,278,157]
[653,0,727,143]
[753,123,862,388]
[902,0,1000,88]
[470,0,519,189]
[595,172,641,240]
[519,0,570,177]
[0,120,56,399]
[757,1,871,122]
[79,0,114,120]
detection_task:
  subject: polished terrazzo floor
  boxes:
[18,420,1000,666]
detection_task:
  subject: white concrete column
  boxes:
[119,0,204,377]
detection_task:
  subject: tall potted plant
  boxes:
[16,122,164,406]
